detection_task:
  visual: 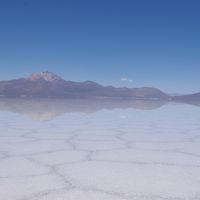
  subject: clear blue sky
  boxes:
[0,0,199,93]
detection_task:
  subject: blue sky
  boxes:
[0,0,199,93]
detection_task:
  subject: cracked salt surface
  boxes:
[0,100,200,200]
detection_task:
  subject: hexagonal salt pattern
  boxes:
[0,101,200,200]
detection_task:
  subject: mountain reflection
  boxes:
[0,98,199,121]
[0,98,168,120]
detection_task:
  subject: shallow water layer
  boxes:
[0,99,200,200]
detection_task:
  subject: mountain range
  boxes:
[0,71,199,101]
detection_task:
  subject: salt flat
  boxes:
[0,100,200,200]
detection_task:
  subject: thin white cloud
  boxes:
[120,77,133,83]
[121,77,128,81]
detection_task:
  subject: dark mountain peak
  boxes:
[26,71,64,82]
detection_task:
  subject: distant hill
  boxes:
[0,72,168,99]
[171,93,200,102]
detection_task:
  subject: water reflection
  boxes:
[0,99,200,199]
[0,98,168,120]
[0,98,199,120]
